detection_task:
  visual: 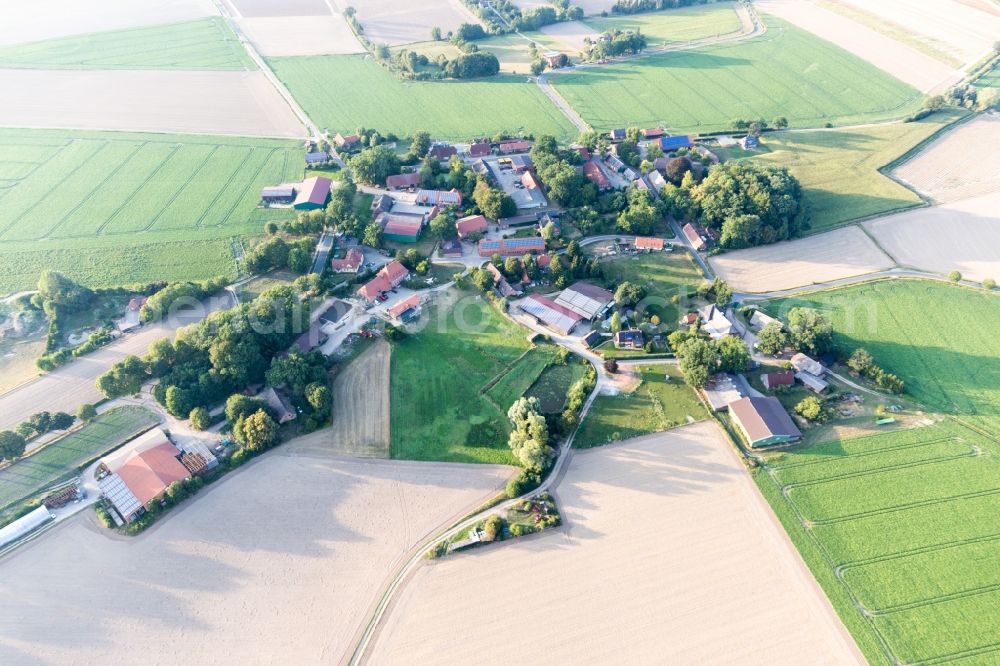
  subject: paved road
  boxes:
[311,231,335,275]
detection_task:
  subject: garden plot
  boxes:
[892,113,1000,203]
[0,442,513,664]
[708,227,894,294]
[0,0,217,46]
[864,191,1000,284]
[332,0,481,46]
[239,16,364,56]
[0,69,305,137]
[368,422,862,664]
[838,0,1000,66]
[756,1,959,93]
[536,21,599,54]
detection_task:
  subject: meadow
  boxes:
[575,364,706,448]
[0,18,255,70]
[583,2,743,47]
[755,419,1000,665]
[0,128,302,293]
[389,293,545,465]
[269,55,578,141]
[0,406,158,513]
[594,250,704,324]
[745,109,965,232]
[550,16,924,133]
[484,345,560,412]
[526,360,590,413]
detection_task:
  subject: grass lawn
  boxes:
[0,406,159,512]
[269,55,578,141]
[389,292,539,464]
[575,364,707,447]
[754,419,1000,665]
[0,18,255,70]
[584,2,743,47]
[551,16,924,133]
[526,360,590,413]
[0,129,302,293]
[743,109,966,233]
[594,250,704,325]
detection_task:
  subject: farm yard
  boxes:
[549,16,924,133]
[0,406,158,514]
[0,441,513,664]
[337,0,482,46]
[0,18,255,70]
[0,129,301,292]
[575,365,706,448]
[583,2,745,47]
[325,340,391,458]
[756,420,1000,665]
[269,55,577,140]
[708,227,893,294]
[368,423,863,664]
[744,109,965,232]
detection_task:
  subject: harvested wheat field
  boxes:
[757,1,958,93]
[240,16,364,56]
[864,191,1000,283]
[893,113,1000,203]
[322,340,391,458]
[229,0,330,17]
[0,69,305,137]
[709,227,894,294]
[370,422,862,664]
[332,0,481,46]
[0,443,513,663]
[0,0,217,46]
[537,21,599,53]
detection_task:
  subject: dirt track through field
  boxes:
[324,339,391,458]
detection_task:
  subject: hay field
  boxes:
[369,422,863,664]
[240,16,365,56]
[550,16,923,133]
[0,0,217,46]
[0,129,301,293]
[756,420,1000,664]
[0,18,255,70]
[864,192,1000,283]
[708,227,894,294]
[326,340,391,458]
[270,55,577,140]
[892,113,1000,203]
[743,110,965,233]
[0,444,513,664]
[332,0,481,46]
[755,1,958,93]
[536,21,599,53]
[584,2,744,47]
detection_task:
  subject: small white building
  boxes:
[791,353,825,377]
[0,506,54,550]
[699,304,734,340]
[750,310,782,331]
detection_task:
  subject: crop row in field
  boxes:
[0,129,301,292]
[0,406,159,513]
[269,55,578,141]
[551,15,924,133]
[0,18,255,70]
[757,419,1000,665]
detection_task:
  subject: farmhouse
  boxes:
[429,144,457,160]
[614,329,644,349]
[646,170,667,192]
[100,436,191,523]
[762,371,795,391]
[382,215,423,243]
[683,222,706,251]
[478,236,545,257]
[261,185,296,205]
[334,133,360,150]
[486,263,522,298]
[468,142,492,158]
[555,282,614,321]
[415,189,462,207]
[606,155,626,173]
[259,387,297,424]
[642,127,664,139]
[795,371,829,394]
[305,151,330,165]
[729,396,802,448]
[331,247,364,273]
[634,236,666,251]
[293,176,332,210]
[699,304,734,340]
[609,128,626,141]
[387,294,422,322]
[498,140,532,154]
[456,214,488,239]
[791,353,825,377]
[543,51,565,67]
[582,161,611,190]
[357,260,409,302]
[386,172,421,190]
[510,154,534,172]
[660,135,693,151]
[750,310,782,331]
[517,294,583,336]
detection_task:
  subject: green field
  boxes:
[485,345,560,411]
[755,419,1000,664]
[551,16,924,133]
[584,2,743,47]
[269,55,578,141]
[526,361,590,413]
[594,250,704,325]
[575,364,706,447]
[390,294,545,464]
[975,61,1000,88]
[0,406,159,512]
[745,109,965,233]
[0,129,302,293]
[0,18,255,70]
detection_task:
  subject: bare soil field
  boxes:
[323,339,391,458]
[893,113,1000,203]
[537,21,599,53]
[757,1,959,93]
[0,443,513,663]
[331,0,481,46]
[370,422,863,664]
[240,16,365,56]
[864,191,1000,283]
[0,69,305,137]
[709,227,895,294]
[839,0,1000,65]
[0,0,217,46]
[229,0,331,17]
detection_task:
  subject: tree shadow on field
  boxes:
[552,52,752,86]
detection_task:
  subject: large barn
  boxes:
[293,176,332,210]
[516,294,583,336]
[729,396,801,448]
[555,282,614,321]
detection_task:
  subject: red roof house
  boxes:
[357,260,409,302]
[634,236,665,251]
[582,161,610,190]
[762,371,795,390]
[683,222,706,251]
[498,140,532,154]
[117,442,190,508]
[642,128,665,139]
[429,144,458,160]
[456,214,489,239]
[335,133,360,149]
[331,247,364,273]
[388,294,421,320]
[386,172,421,190]
[468,142,492,157]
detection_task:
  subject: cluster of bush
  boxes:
[586,29,647,59]
[240,236,317,276]
[847,348,904,394]
[610,0,721,14]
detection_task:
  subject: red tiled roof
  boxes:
[388,294,421,318]
[357,260,409,301]
[536,254,551,268]
[634,236,664,250]
[469,142,492,157]
[521,172,541,189]
[294,176,332,207]
[331,247,363,272]
[642,127,664,138]
[455,214,488,238]
[383,217,422,238]
[582,161,610,189]
[386,172,421,189]
[764,371,795,387]
[683,223,705,249]
[117,442,189,507]
[498,140,532,154]
[574,146,590,160]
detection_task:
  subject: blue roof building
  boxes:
[660,135,693,151]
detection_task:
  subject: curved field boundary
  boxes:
[781,443,976,489]
[769,435,958,470]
